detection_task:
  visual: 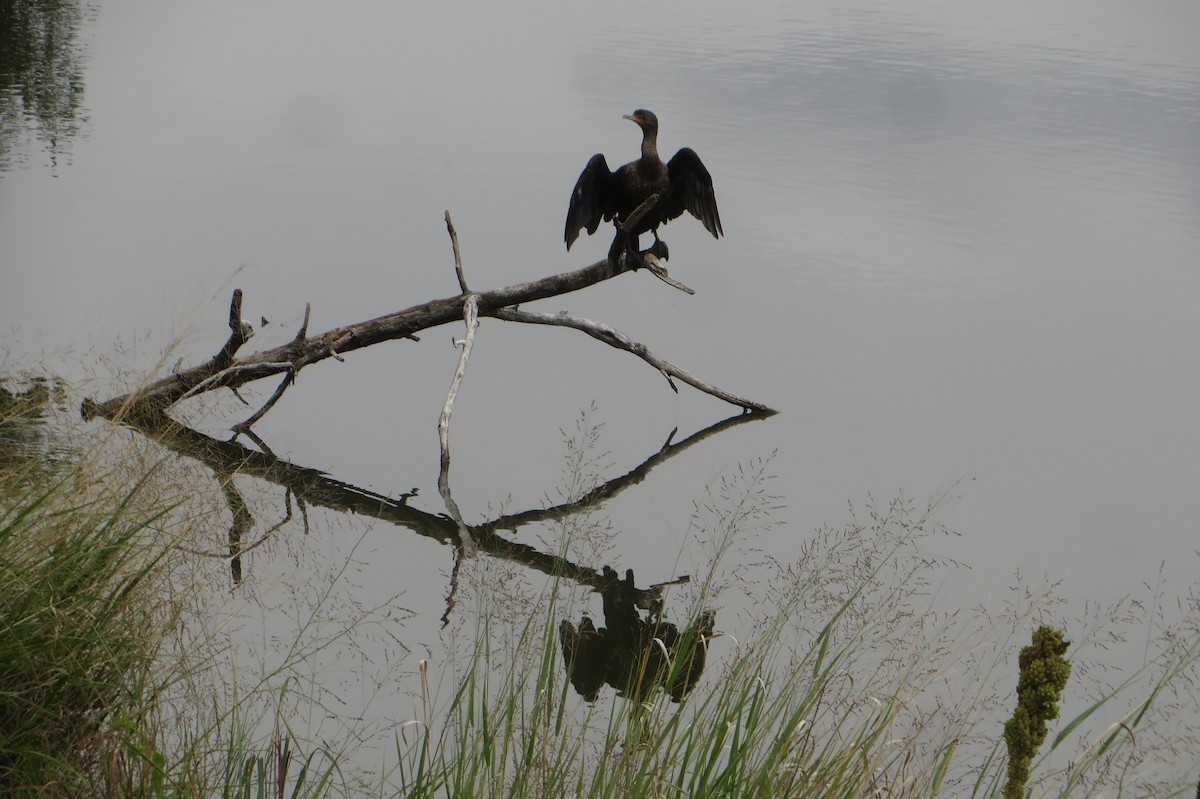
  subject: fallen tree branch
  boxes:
[438,293,480,557]
[617,193,659,235]
[82,221,776,422]
[445,210,468,294]
[436,214,480,565]
[180,361,293,401]
[233,371,294,433]
[214,288,254,369]
[230,307,319,432]
[84,256,631,420]
[643,256,695,295]
[493,308,775,414]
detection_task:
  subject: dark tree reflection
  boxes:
[0,0,90,174]
[107,407,768,704]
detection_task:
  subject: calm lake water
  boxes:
[3,0,1199,781]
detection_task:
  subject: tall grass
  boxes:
[0,376,178,795]
[0,375,367,797]
[390,414,1200,798]
[4,376,1199,797]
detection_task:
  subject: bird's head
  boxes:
[623,109,658,130]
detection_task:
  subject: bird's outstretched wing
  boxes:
[664,148,723,239]
[565,154,614,250]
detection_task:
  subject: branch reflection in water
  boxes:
[118,407,771,701]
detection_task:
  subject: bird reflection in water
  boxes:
[565,110,723,267]
[559,566,718,703]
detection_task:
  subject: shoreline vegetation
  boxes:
[2,373,1198,797]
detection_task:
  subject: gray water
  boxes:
[3,0,1199,778]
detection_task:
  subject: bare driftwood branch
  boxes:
[295,303,311,340]
[494,308,774,414]
[231,307,317,432]
[618,193,659,234]
[436,214,481,561]
[82,219,776,422]
[214,288,254,369]
[438,293,480,556]
[180,361,293,401]
[233,371,293,432]
[643,257,695,295]
[84,256,628,420]
[445,210,468,294]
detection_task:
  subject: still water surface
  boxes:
[2,0,1199,777]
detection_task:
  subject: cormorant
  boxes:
[564,110,723,266]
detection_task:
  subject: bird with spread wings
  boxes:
[565,109,723,267]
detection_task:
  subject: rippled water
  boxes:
[2,0,1199,762]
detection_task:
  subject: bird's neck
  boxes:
[639,129,661,162]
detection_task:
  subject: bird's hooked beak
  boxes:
[622,113,641,126]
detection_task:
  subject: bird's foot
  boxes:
[647,238,669,262]
[618,240,669,271]
[618,242,648,270]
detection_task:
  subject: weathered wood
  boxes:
[83,256,629,419]
[444,210,469,294]
[81,236,778,421]
[438,293,480,556]
[214,288,253,368]
[493,308,775,415]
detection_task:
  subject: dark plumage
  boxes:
[564,109,723,265]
